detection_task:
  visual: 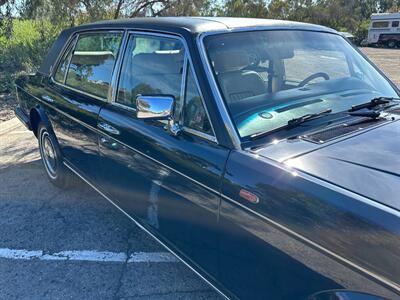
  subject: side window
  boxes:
[54,39,75,83]
[392,21,399,28]
[183,67,214,136]
[116,34,184,109]
[65,32,122,99]
[372,21,389,28]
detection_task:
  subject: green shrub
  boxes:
[0,19,66,93]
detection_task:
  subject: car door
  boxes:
[96,32,230,279]
[47,31,123,180]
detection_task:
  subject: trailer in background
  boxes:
[367,12,400,48]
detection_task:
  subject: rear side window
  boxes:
[54,40,75,83]
[116,34,184,109]
[65,32,123,99]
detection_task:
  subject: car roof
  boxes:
[79,16,336,34]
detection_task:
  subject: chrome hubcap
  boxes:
[41,132,57,177]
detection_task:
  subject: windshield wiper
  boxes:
[249,108,332,141]
[348,96,398,112]
[287,109,332,127]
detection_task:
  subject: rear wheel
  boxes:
[387,39,397,48]
[38,123,72,188]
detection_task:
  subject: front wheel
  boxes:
[38,123,72,189]
[387,40,397,48]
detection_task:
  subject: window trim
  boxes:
[181,63,217,143]
[111,30,218,144]
[51,30,125,102]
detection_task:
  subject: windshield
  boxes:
[204,30,399,138]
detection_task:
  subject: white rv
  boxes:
[367,12,400,48]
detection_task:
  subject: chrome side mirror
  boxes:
[136,95,174,119]
[136,95,181,136]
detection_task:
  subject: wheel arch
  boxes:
[29,106,54,137]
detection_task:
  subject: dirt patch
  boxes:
[0,94,16,123]
[361,47,400,88]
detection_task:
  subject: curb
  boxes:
[0,117,22,136]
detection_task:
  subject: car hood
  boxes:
[257,120,400,210]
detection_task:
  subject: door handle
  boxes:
[98,122,120,135]
[99,136,119,150]
[41,95,55,103]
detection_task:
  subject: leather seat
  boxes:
[213,51,266,103]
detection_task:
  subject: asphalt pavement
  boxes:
[0,118,221,299]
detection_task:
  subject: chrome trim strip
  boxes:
[63,35,78,84]
[110,30,129,103]
[178,52,188,121]
[51,79,108,102]
[220,191,400,293]
[182,126,217,143]
[111,101,137,112]
[196,32,241,149]
[62,161,230,300]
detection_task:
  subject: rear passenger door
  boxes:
[97,32,229,278]
[48,31,123,180]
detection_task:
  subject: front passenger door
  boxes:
[97,32,230,280]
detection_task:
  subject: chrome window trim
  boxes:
[178,51,188,121]
[111,30,218,144]
[196,31,242,149]
[110,30,129,103]
[182,62,217,142]
[182,126,217,143]
[51,30,125,102]
[63,35,78,84]
[51,34,78,85]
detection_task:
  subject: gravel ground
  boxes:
[361,47,400,88]
[0,94,16,123]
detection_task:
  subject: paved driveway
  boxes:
[0,118,221,299]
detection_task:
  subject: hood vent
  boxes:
[389,108,400,115]
[302,118,386,144]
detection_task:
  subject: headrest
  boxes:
[131,52,183,75]
[71,51,115,66]
[212,51,250,73]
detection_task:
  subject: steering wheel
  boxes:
[298,72,330,87]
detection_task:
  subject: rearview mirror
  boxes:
[136,95,174,119]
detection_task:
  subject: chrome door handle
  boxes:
[98,122,120,135]
[41,95,55,103]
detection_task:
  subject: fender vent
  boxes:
[302,118,386,144]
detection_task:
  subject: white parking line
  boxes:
[0,248,179,263]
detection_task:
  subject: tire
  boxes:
[387,40,397,48]
[37,122,72,189]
